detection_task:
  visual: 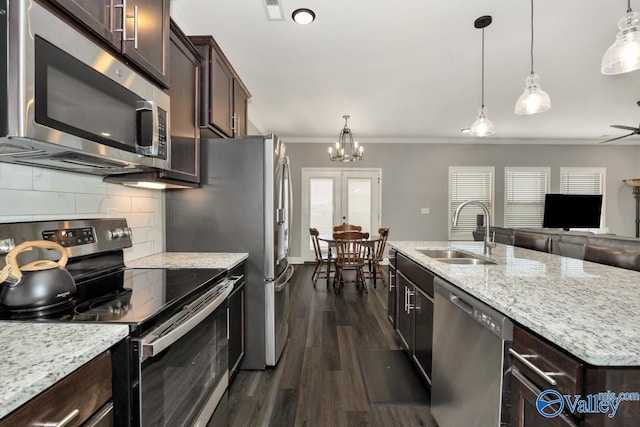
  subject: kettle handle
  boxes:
[0,240,69,283]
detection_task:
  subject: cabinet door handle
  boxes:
[406,288,415,312]
[388,272,395,291]
[115,1,138,48]
[231,113,240,134]
[131,5,139,49]
[509,348,559,386]
[40,408,80,427]
[404,286,408,313]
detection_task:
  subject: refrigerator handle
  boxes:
[284,156,293,254]
[276,157,288,225]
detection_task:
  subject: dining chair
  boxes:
[366,228,389,288]
[309,227,334,287]
[332,231,369,294]
[333,223,362,232]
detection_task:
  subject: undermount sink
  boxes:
[417,248,497,265]
[417,249,476,259]
[434,258,496,265]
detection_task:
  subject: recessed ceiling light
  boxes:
[461,128,471,134]
[292,8,315,25]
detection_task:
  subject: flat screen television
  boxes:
[542,194,603,230]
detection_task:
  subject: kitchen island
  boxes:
[390,240,640,426]
[0,323,128,419]
[389,241,640,366]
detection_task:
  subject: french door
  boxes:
[301,168,381,261]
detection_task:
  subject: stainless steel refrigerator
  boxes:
[166,135,293,369]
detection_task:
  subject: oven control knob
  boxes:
[108,228,127,239]
[124,227,132,237]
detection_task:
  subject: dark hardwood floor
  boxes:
[228,264,437,426]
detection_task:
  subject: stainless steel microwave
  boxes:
[0,0,171,175]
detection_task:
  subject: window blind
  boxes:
[560,168,604,195]
[505,168,550,228]
[449,167,494,239]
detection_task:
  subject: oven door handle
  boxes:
[139,281,234,358]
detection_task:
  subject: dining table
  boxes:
[317,233,382,288]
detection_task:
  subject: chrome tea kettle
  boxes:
[0,240,76,311]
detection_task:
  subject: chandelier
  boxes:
[328,115,363,162]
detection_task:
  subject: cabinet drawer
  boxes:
[512,325,583,397]
[0,352,112,427]
[397,253,433,296]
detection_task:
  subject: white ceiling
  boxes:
[171,0,640,144]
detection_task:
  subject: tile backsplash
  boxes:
[0,163,164,262]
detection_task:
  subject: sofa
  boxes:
[472,226,640,271]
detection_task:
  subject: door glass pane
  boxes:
[347,179,371,234]
[309,178,334,250]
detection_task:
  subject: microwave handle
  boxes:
[136,100,159,156]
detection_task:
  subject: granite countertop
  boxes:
[127,252,248,270]
[0,323,128,419]
[389,240,640,367]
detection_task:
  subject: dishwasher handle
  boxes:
[450,294,473,315]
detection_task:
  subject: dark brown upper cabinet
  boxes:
[47,0,170,87]
[165,20,202,183]
[233,82,249,138]
[188,36,251,138]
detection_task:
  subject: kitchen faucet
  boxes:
[451,200,496,255]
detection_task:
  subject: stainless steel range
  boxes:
[0,218,235,427]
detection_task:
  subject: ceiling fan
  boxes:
[600,101,640,144]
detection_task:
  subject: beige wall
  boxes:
[0,163,164,262]
[286,142,640,258]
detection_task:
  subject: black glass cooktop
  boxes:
[0,268,226,334]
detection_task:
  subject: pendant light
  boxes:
[469,16,495,137]
[328,115,363,162]
[601,0,640,74]
[515,0,551,115]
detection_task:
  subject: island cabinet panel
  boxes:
[396,270,412,350]
[513,325,584,398]
[413,285,434,381]
[47,0,170,87]
[512,368,579,427]
[512,324,640,426]
[189,36,251,139]
[393,253,434,385]
[0,352,112,427]
[387,249,397,326]
[582,367,640,427]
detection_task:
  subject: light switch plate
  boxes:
[421,208,430,214]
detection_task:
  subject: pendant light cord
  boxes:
[530,0,534,75]
[481,27,485,107]
[628,0,632,13]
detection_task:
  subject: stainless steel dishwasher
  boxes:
[431,277,513,427]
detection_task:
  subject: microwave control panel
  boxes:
[158,108,167,160]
